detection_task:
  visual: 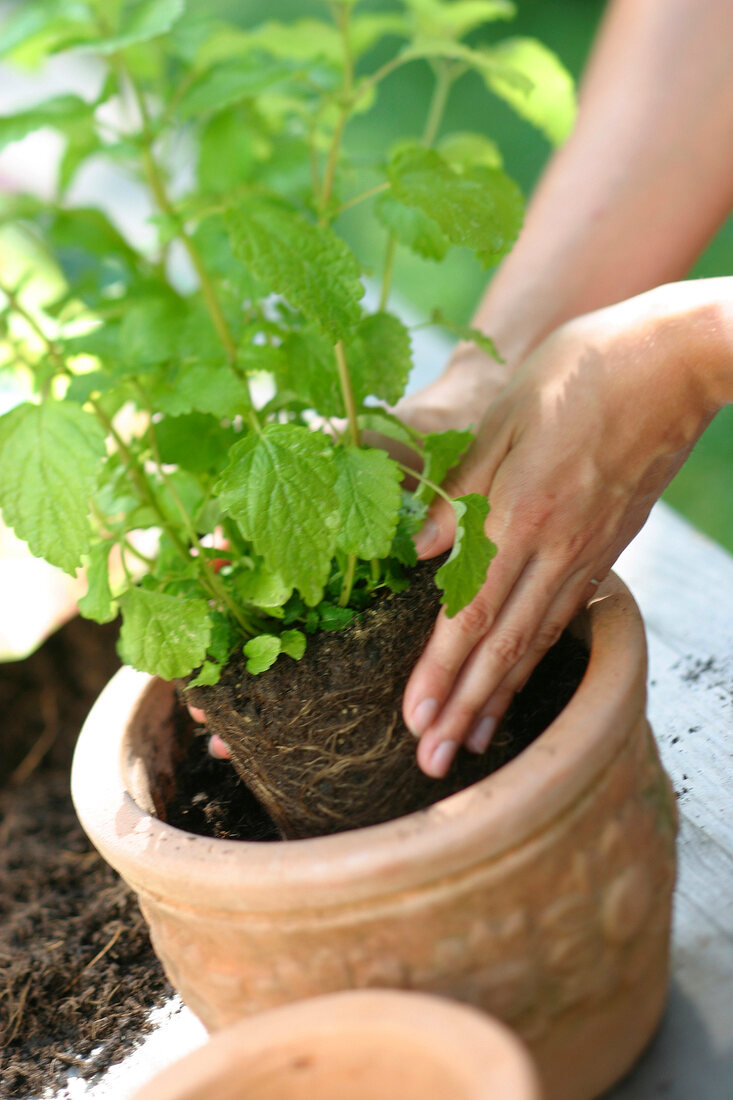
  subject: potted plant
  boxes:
[0,3,677,1097]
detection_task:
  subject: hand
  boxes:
[403,296,714,778]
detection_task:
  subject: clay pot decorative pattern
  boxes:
[72,574,677,1100]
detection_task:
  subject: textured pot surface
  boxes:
[72,574,677,1100]
[131,990,543,1100]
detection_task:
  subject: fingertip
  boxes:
[188,705,206,725]
[208,734,231,759]
[419,738,458,778]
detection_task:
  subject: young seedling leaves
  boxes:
[388,146,523,266]
[187,660,223,688]
[334,446,402,559]
[435,493,496,617]
[78,541,117,624]
[375,193,449,261]
[226,196,364,342]
[280,628,306,660]
[118,588,212,680]
[243,634,282,675]
[347,311,412,405]
[235,563,293,610]
[418,429,474,504]
[0,402,106,574]
[215,424,338,606]
[482,38,576,146]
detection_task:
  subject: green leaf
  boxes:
[375,194,449,261]
[403,0,515,39]
[226,197,364,342]
[482,38,576,146]
[172,363,254,419]
[431,309,503,361]
[0,402,106,574]
[177,58,294,120]
[388,146,523,266]
[118,588,212,679]
[234,563,292,609]
[318,603,355,631]
[357,408,420,449]
[187,660,222,688]
[197,106,269,194]
[86,0,185,54]
[0,95,91,152]
[435,494,496,617]
[0,1,95,62]
[334,446,402,559]
[391,493,428,567]
[243,634,282,675]
[280,628,306,660]
[419,429,474,503]
[215,424,338,606]
[120,297,185,367]
[437,131,502,171]
[347,311,412,405]
[154,413,236,474]
[279,325,344,417]
[78,541,116,623]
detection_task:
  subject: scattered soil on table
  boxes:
[0,618,172,1099]
[171,622,590,842]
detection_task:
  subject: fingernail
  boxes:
[409,697,439,737]
[208,735,231,760]
[428,740,458,778]
[466,716,497,754]
[413,518,439,557]
[188,705,206,725]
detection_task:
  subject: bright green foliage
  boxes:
[419,430,474,503]
[0,0,574,678]
[0,402,106,574]
[334,447,402,558]
[436,495,497,616]
[483,38,576,146]
[388,146,523,266]
[78,542,116,623]
[226,198,364,342]
[216,425,339,607]
[118,588,212,680]
[347,313,413,406]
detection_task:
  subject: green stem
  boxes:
[320,3,354,216]
[334,340,360,447]
[422,63,454,148]
[339,553,357,607]
[395,461,455,506]
[335,180,389,217]
[123,69,260,430]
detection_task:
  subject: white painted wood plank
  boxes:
[607,503,733,1098]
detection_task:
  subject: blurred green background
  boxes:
[248,0,732,549]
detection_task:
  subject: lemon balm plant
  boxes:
[0,0,574,837]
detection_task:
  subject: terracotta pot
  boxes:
[131,990,543,1100]
[71,573,677,1100]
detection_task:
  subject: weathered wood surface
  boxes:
[606,502,733,1098]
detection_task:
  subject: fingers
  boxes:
[187,703,232,760]
[408,560,606,779]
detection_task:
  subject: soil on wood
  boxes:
[179,564,590,841]
[0,618,172,1099]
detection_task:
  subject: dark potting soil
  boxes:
[170,622,590,843]
[0,618,173,1099]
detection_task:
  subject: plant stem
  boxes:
[320,3,354,216]
[339,553,357,607]
[422,63,454,148]
[395,461,455,506]
[334,340,360,447]
[123,68,261,431]
[335,180,389,217]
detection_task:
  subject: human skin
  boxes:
[400,0,733,775]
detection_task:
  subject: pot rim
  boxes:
[131,989,542,1100]
[71,573,647,910]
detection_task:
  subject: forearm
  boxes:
[474,0,733,367]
